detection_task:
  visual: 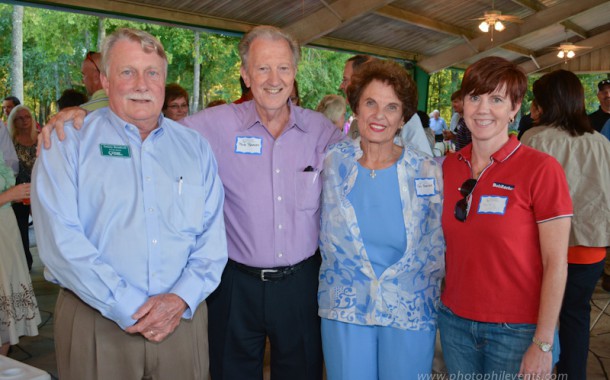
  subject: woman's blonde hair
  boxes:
[7,105,38,143]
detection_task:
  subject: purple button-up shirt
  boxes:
[182,101,344,267]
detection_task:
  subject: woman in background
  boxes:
[316,94,346,131]
[319,59,444,380]
[522,69,610,379]
[7,105,38,271]
[439,57,572,379]
[0,150,40,356]
[162,83,189,121]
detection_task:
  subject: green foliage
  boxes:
[297,48,350,110]
[427,69,463,122]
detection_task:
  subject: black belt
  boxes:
[228,252,319,282]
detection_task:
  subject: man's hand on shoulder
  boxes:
[125,293,188,342]
[38,106,88,155]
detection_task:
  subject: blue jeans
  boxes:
[438,302,559,376]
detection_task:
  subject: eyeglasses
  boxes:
[454,178,477,222]
[86,51,101,73]
[167,103,189,110]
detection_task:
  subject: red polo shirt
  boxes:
[441,136,572,323]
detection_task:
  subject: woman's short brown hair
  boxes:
[346,59,417,124]
[460,56,527,109]
[163,83,189,110]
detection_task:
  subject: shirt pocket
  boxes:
[171,181,206,235]
[295,171,322,211]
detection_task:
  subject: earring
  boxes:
[509,117,514,123]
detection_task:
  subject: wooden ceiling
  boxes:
[16,0,610,75]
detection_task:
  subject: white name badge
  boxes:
[235,136,263,155]
[477,195,508,215]
[414,178,436,197]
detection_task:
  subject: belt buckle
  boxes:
[260,269,278,281]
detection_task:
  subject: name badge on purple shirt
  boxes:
[235,136,263,155]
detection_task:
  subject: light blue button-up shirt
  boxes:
[32,108,227,330]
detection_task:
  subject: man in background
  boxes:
[2,96,20,121]
[80,51,109,111]
[589,79,610,132]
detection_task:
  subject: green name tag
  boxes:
[99,144,131,158]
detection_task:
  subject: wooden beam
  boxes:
[518,29,610,74]
[283,0,395,44]
[307,36,420,61]
[512,0,588,38]
[18,0,255,33]
[561,20,588,39]
[510,0,544,12]
[374,5,474,38]
[503,43,534,57]
[417,0,608,73]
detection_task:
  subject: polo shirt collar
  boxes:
[457,135,521,163]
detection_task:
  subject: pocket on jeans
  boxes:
[438,302,455,316]
[501,322,536,334]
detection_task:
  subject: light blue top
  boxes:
[32,108,228,330]
[318,138,445,331]
[348,160,405,279]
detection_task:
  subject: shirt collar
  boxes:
[457,134,521,163]
[106,108,165,141]
[239,100,305,133]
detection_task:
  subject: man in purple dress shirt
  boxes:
[181,26,343,380]
[42,25,343,380]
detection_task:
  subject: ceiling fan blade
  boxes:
[498,15,523,23]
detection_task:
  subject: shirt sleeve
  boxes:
[0,123,19,175]
[31,127,149,330]
[168,137,228,318]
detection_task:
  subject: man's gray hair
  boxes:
[238,25,301,69]
[101,28,168,76]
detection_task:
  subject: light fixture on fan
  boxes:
[553,40,591,63]
[557,47,575,60]
[478,11,506,33]
[474,1,522,41]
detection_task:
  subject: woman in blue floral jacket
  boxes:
[318,59,445,380]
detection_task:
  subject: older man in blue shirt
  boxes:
[31,28,227,380]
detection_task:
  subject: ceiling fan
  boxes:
[549,30,592,63]
[475,1,523,41]
[554,42,592,62]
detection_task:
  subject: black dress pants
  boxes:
[207,254,323,380]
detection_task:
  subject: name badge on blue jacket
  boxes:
[414,178,436,197]
[235,136,263,155]
[99,144,131,158]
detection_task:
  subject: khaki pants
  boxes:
[55,289,209,380]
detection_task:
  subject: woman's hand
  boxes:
[0,183,30,206]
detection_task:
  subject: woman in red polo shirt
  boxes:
[439,56,573,379]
